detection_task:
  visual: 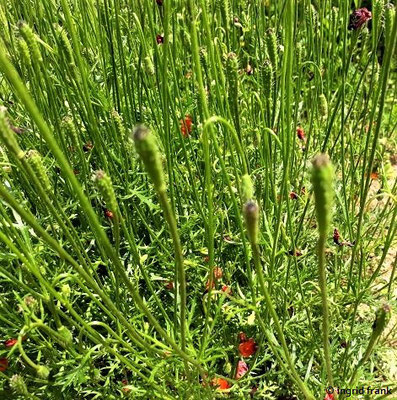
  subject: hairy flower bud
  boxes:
[93,170,118,213]
[26,150,52,192]
[241,174,254,203]
[10,375,29,396]
[243,200,259,244]
[132,125,166,193]
[18,22,43,63]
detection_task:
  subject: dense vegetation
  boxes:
[0,0,396,398]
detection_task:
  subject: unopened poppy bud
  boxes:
[372,304,391,336]
[36,365,50,379]
[57,326,73,347]
[241,174,254,203]
[0,107,25,159]
[93,170,118,213]
[243,200,259,244]
[144,55,155,75]
[311,154,334,237]
[132,125,166,194]
[26,150,52,192]
[10,374,29,396]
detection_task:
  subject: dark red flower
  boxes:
[289,191,298,200]
[156,0,163,5]
[239,338,257,357]
[324,393,334,400]
[4,338,17,348]
[238,332,247,343]
[0,358,8,372]
[235,360,248,379]
[297,127,306,141]
[348,8,371,30]
[165,281,174,290]
[333,228,341,245]
[104,209,114,219]
[180,115,193,137]
[156,34,164,44]
[211,377,231,390]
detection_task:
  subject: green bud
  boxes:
[311,154,334,237]
[16,38,31,67]
[0,107,25,159]
[56,26,74,66]
[93,170,118,213]
[111,110,126,141]
[372,303,391,336]
[36,365,50,379]
[241,174,254,203]
[144,55,155,76]
[132,125,166,193]
[243,200,259,244]
[25,150,52,192]
[57,326,73,347]
[262,59,273,98]
[319,94,328,120]
[10,374,29,396]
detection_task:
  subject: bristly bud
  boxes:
[262,59,273,98]
[243,200,259,244]
[25,150,52,192]
[57,326,73,347]
[111,110,126,141]
[241,174,254,203]
[16,38,31,67]
[56,26,75,66]
[93,170,118,213]
[372,304,391,336]
[0,107,25,159]
[311,154,334,237]
[36,365,50,379]
[18,21,43,63]
[144,55,155,76]
[10,375,29,396]
[131,125,166,194]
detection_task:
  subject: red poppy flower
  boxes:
[104,209,114,219]
[180,115,193,137]
[4,338,17,348]
[289,191,298,200]
[348,8,371,30]
[239,338,257,357]
[370,171,379,180]
[297,127,306,141]
[211,377,231,390]
[235,360,248,379]
[0,358,8,372]
[324,393,334,400]
[156,34,164,44]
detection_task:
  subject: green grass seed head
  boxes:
[16,38,31,67]
[311,154,334,237]
[319,94,328,120]
[18,22,43,64]
[93,170,118,213]
[241,174,254,203]
[265,28,277,69]
[26,150,52,192]
[56,26,74,66]
[243,200,259,245]
[262,59,273,97]
[0,107,25,159]
[132,125,166,193]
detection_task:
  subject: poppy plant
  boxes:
[239,337,257,357]
[235,360,248,379]
[348,8,372,30]
[211,377,231,390]
[180,115,193,137]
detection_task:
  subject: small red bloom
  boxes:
[238,332,247,343]
[324,393,334,400]
[211,377,231,390]
[205,279,215,291]
[0,358,8,372]
[289,191,298,200]
[221,285,231,294]
[239,338,257,357]
[348,8,371,30]
[235,360,248,379]
[333,228,341,245]
[287,249,302,257]
[370,171,379,180]
[4,338,17,348]
[297,127,306,141]
[180,115,193,137]
[156,34,164,44]
[104,209,114,219]
[165,281,174,290]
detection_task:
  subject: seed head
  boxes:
[93,170,118,213]
[10,375,29,396]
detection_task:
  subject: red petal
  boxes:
[235,360,248,379]
[238,338,257,357]
[4,338,17,347]
[0,358,8,372]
